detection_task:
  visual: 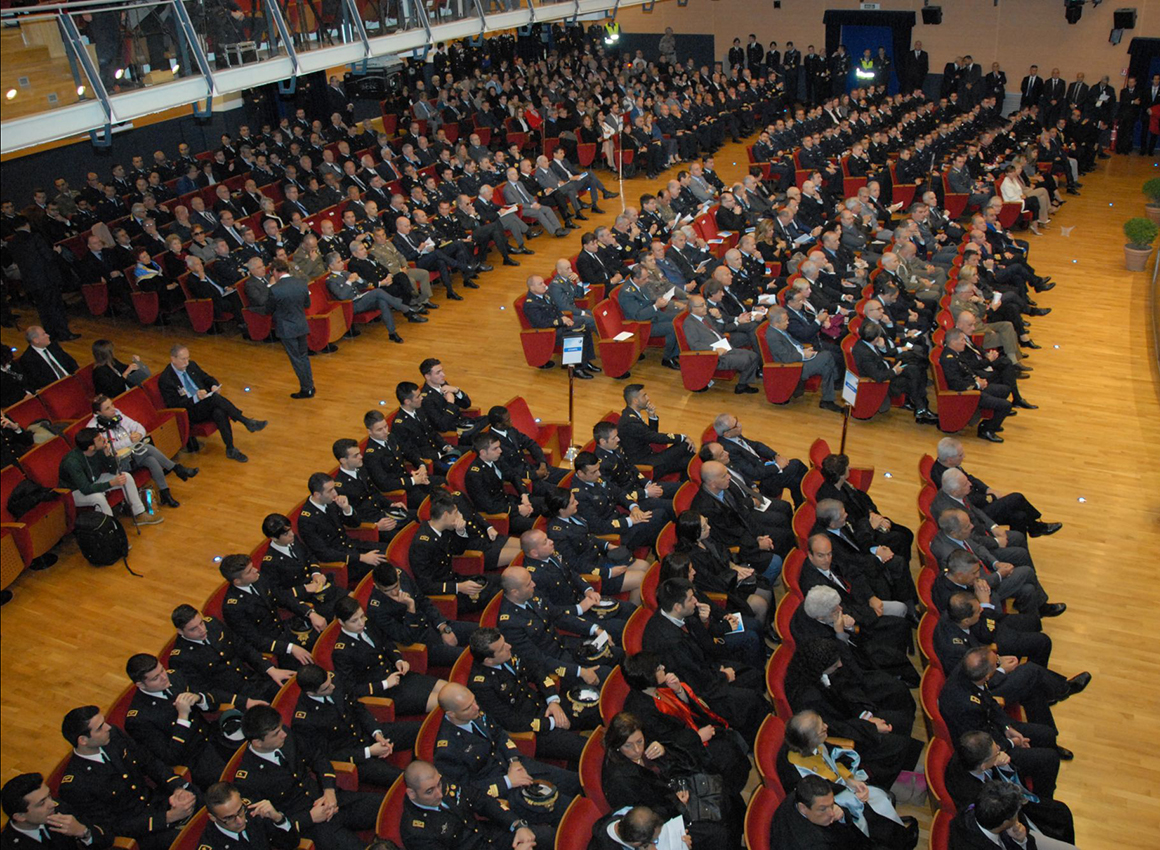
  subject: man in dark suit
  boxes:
[266,260,314,399]
[1065,73,1090,117]
[1038,68,1067,127]
[904,42,928,92]
[945,731,1076,843]
[958,56,983,107]
[1142,72,1160,156]
[947,781,1052,850]
[0,772,113,850]
[168,606,289,704]
[711,412,808,505]
[17,326,78,391]
[393,216,472,300]
[234,706,380,850]
[691,459,793,571]
[984,63,1007,104]
[642,578,764,742]
[56,705,197,850]
[199,781,300,850]
[616,383,693,480]
[852,321,938,424]
[7,217,75,341]
[940,329,1012,442]
[1116,76,1145,153]
[1019,66,1044,111]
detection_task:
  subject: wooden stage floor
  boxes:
[2,146,1158,846]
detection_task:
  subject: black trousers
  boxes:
[978,383,1013,432]
[281,334,314,393]
[303,789,383,850]
[980,492,1042,533]
[188,394,245,450]
[472,221,511,258]
[756,457,808,505]
[1004,722,1060,799]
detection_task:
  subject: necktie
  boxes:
[38,827,52,843]
[274,749,285,765]
[41,348,67,380]
[179,370,199,398]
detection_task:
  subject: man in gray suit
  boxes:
[503,168,566,237]
[547,259,597,335]
[838,209,883,265]
[763,306,843,412]
[683,296,760,394]
[268,259,315,399]
[534,155,585,220]
[618,265,680,368]
[242,256,272,315]
[685,163,716,204]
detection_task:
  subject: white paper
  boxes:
[501,205,519,216]
[707,239,724,245]
[726,614,745,634]
[613,331,635,341]
[663,287,676,301]
[757,294,777,306]
[710,338,732,352]
[591,630,611,650]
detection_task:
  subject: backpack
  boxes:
[73,511,129,567]
[6,478,57,519]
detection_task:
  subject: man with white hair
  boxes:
[683,296,761,394]
[931,437,1061,537]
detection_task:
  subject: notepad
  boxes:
[710,338,732,352]
[613,331,636,342]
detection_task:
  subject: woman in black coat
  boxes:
[91,338,151,399]
[672,509,772,623]
[816,452,914,563]
[601,712,737,850]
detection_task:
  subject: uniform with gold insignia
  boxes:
[431,712,579,825]
[332,465,412,531]
[365,573,470,668]
[571,475,669,551]
[486,425,567,497]
[260,536,342,619]
[497,594,620,686]
[0,800,112,849]
[544,514,633,585]
[56,726,192,849]
[221,575,316,667]
[168,615,279,704]
[407,519,502,612]
[595,444,681,503]
[419,382,477,435]
[363,433,437,509]
[615,404,693,480]
[295,497,381,584]
[464,457,538,535]
[330,618,442,714]
[522,554,633,639]
[399,778,519,850]
[189,813,299,850]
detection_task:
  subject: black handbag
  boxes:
[669,772,725,822]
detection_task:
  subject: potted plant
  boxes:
[1145,178,1160,225]
[1123,217,1159,271]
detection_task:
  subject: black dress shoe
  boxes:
[159,489,181,508]
[590,207,606,214]
[1066,187,1081,195]
[734,384,760,394]
[573,369,594,380]
[173,464,198,481]
[243,418,267,432]
[603,191,619,199]
[477,263,494,272]
[554,229,568,237]
[502,257,521,266]
[661,357,681,370]
[1065,672,1092,697]
[819,400,844,413]
[565,222,581,230]
[29,553,58,571]
[915,409,940,425]
[538,360,556,369]
[225,447,249,463]
[978,428,1004,443]
[1034,281,1056,292]
[423,301,439,309]
[1039,602,1067,617]
[1013,399,1038,409]
[574,213,589,221]
[463,281,480,289]
[349,325,362,337]
[1028,307,1051,316]
[581,362,602,374]
[447,292,464,300]
[516,247,535,255]
[1021,339,1041,349]
[58,332,81,341]
[1029,521,1063,537]
[389,333,404,343]
[406,313,429,323]
[1056,746,1075,760]
[290,390,315,399]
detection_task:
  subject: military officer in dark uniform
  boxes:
[433,684,579,829]
[298,472,389,585]
[520,528,633,640]
[234,706,381,850]
[401,760,540,850]
[486,405,570,497]
[122,654,242,790]
[408,493,509,608]
[367,563,476,668]
[363,408,443,510]
[522,275,598,377]
[465,432,541,535]
[469,628,597,764]
[292,665,420,788]
[617,384,694,481]
[937,647,1063,800]
[0,773,112,849]
[393,382,465,475]
[218,555,320,668]
[571,452,669,551]
[168,606,292,704]
[497,567,620,691]
[330,596,448,713]
[199,781,299,850]
[419,357,484,440]
[331,439,412,536]
[57,706,198,850]
[259,513,343,620]
[593,421,681,502]
[543,489,650,602]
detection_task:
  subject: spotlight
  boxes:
[5,89,15,100]
[213,556,222,562]
[1065,0,1084,24]
[883,472,893,479]
[76,85,85,96]
[114,68,125,80]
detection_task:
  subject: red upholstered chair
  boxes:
[576,143,596,168]
[0,464,70,571]
[918,611,940,671]
[756,320,821,404]
[917,567,937,611]
[673,481,698,514]
[773,592,801,650]
[921,666,951,742]
[917,521,939,571]
[306,280,350,352]
[655,522,676,559]
[502,396,573,466]
[640,561,660,610]
[113,387,186,459]
[930,344,988,433]
[941,172,969,220]
[930,809,952,850]
[918,453,936,485]
[673,311,736,391]
[753,714,787,791]
[555,797,604,850]
[478,591,503,629]
[374,776,407,844]
[841,335,893,420]
[764,645,793,719]
[37,375,91,424]
[800,468,824,505]
[781,548,804,594]
[807,438,874,491]
[598,666,629,725]
[918,484,938,522]
[621,606,652,654]
[234,280,273,341]
[142,374,207,444]
[744,786,785,850]
[925,737,956,815]
[791,502,815,549]
[4,393,53,431]
[606,285,657,349]
[512,292,560,368]
[578,726,610,812]
[592,298,646,379]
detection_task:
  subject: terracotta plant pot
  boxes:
[1124,244,1153,271]
[1146,204,1160,226]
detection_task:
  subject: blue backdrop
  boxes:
[840,24,898,94]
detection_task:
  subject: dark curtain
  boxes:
[822,9,915,88]
[1127,37,1160,84]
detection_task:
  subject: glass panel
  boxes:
[274,0,361,54]
[426,0,477,26]
[360,0,426,36]
[0,13,93,121]
[189,0,287,68]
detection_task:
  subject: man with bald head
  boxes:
[691,459,794,572]
[497,566,619,688]
[401,759,541,850]
[522,275,598,377]
[432,683,578,832]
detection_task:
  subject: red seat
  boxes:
[608,285,664,349]
[177,274,222,334]
[1,464,70,574]
[673,480,698,514]
[37,375,90,423]
[512,292,560,368]
[306,280,350,352]
[655,522,676,560]
[918,611,939,671]
[926,736,955,815]
[502,396,573,467]
[791,502,816,549]
[3,393,53,431]
[114,387,186,460]
[374,775,407,844]
[807,438,874,492]
[921,666,951,742]
[841,335,893,420]
[781,548,804,594]
[801,468,824,505]
[640,561,660,610]
[385,522,460,621]
[592,299,646,379]
[598,666,629,725]
[576,143,596,168]
[556,797,605,850]
[578,726,610,812]
[234,279,273,341]
[930,809,952,850]
[744,786,785,850]
[765,645,793,719]
[930,344,985,433]
[673,311,736,391]
[756,320,821,403]
[917,567,937,611]
[621,606,651,654]
[142,374,207,443]
[918,484,938,521]
[753,715,787,791]
[918,453,936,485]
[202,582,230,620]
[773,591,801,650]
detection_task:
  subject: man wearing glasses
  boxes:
[202,781,299,849]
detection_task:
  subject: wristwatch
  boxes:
[438,624,454,635]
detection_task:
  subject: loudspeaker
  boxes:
[921,6,943,25]
[1113,8,1137,29]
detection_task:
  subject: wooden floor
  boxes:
[2,145,1159,846]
